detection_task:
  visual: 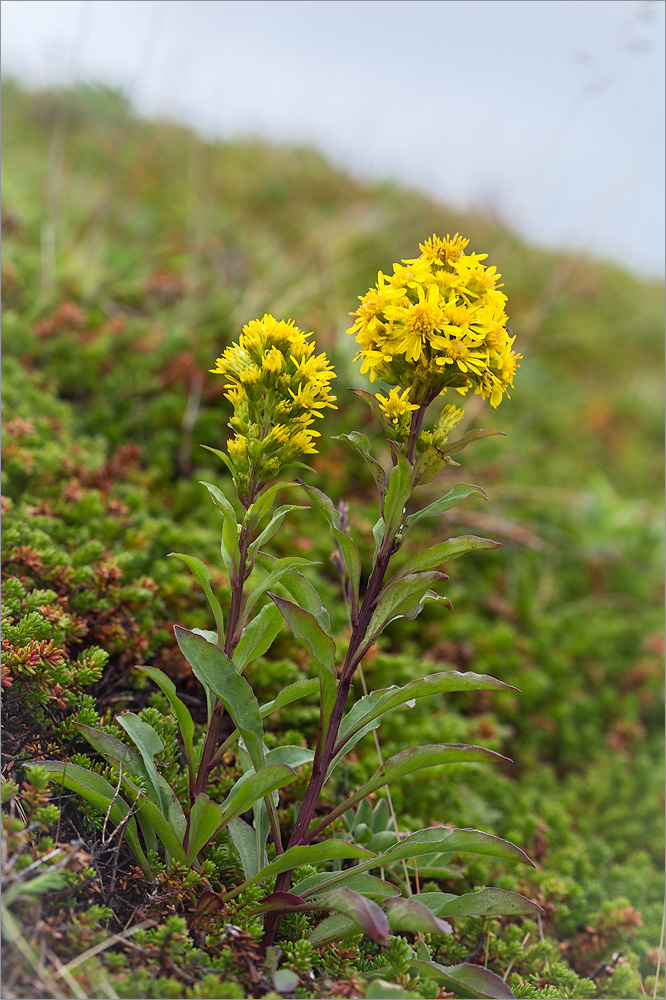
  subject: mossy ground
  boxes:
[1,81,664,999]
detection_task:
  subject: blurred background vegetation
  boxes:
[1,81,664,999]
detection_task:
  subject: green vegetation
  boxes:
[2,80,664,999]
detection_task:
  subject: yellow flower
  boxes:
[375,387,420,426]
[211,314,337,497]
[347,235,517,408]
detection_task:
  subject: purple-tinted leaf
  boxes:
[408,960,516,999]
[384,896,453,936]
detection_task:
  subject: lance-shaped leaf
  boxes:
[137,667,195,776]
[296,482,362,620]
[246,482,297,524]
[253,887,390,945]
[310,745,510,839]
[360,827,535,873]
[408,960,516,1000]
[436,887,543,918]
[255,552,323,618]
[200,480,241,575]
[243,556,318,619]
[383,454,413,542]
[226,840,376,898]
[185,794,223,866]
[233,601,284,673]
[335,432,386,503]
[74,723,160,853]
[228,817,260,881]
[444,428,506,457]
[348,387,390,431]
[411,446,459,487]
[117,772,186,863]
[260,678,319,717]
[168,553,225,647]
[391,536,501,581]
[384,896,453,936]
[336,671,518,754]
[308,912,359,947]
[405,483,488,533]
[219,764,298,828]
[269,594,336,675]
[31,762,149,872]
[248,504,308,559]
[174,625,265,770]
[291,871,401,900]
[355,573,450,663]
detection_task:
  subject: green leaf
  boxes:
[228,816,261,881]
[137,667,195,777]
[384,896,453,936]
[247,482,297,524]
[296,482,362,619]
[31,762,149,872]
[365,981,413,999]
[3,870,69,906]
[174,625,265,770]
[363,571,449,650]
[200,480,241,574]
[291,871,401,900]
[248,504,308,558]
[115,715,187,845]
[383,454,413,542]
[312,745,509,836]
[335,432,386,501]
[411,446,457,487]
[118,773,186,864]
[365,827,535,872]
[264,746,315,769]
[244,556,318,619]
[336,670,517,755]
[219,764,298,828]
[269,594,336,675]
[185,794,223,866]
[260,678,320,717]
[307,912,358,947]
[255,552,323,618]
[230,840,376,897]
[74,723,160,853]
[168,552,225,647]
[437,887,543,918]
[405,483,488,532]
[233,601,284,673]
[392,536,501,580]
[201,444,236,477]
[372,516,386,559]
[408,960,516,999]
[444,428,506,456]
[115,713,164,805]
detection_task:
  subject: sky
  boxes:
[2,0,664,277]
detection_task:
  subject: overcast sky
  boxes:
[2,0,664,276]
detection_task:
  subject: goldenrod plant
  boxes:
[34,237,541,999]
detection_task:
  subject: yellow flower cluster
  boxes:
[348,234,520,408]
[210,315,337,495]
